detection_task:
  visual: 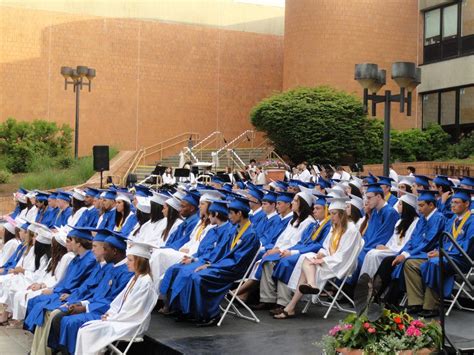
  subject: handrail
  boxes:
[183,146,199,163]
[122,149,145,186]
[142,132,200,164]
[228,149,246,170]
[192,131,223,151]
[216,130,255,155]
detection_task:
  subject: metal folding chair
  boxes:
[445,267,474,316]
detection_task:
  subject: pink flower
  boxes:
[368,327,376,334]
[406,325,422,337]
[363,322,371,329]
[329,325,342,336]
[410,320,425,328]
[343,324,353,330]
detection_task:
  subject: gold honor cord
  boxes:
[231,220,251,250]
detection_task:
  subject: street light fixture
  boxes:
[61,65,96,159]
[355,62,421,176]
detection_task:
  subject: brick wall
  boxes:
[359,161,474,177]
[283,0,420,130]
[0,7,283,156]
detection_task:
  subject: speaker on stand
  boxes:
[93,145,110,188]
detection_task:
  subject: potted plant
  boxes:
[261,159,289,181]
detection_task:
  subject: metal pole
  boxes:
[383,90,391,177]
[74,81,80,159]
[439,233,446,353]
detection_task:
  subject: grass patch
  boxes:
[19,147,118,190]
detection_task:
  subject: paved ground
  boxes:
[0,327,32,355]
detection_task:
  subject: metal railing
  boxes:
[141,132,200,165]
[215,130,255,156]
[191,131,224,159]
[121,148,145,186]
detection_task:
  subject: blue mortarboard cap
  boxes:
[57,192,71,202]
[235,181,246,189]
[274,181,288,191]
[247,187,264,201]
[433,175,453,187]
[307,182,316,189]
[452,187,473,202]
[67,227,93,241]
[88,228,114,242]
[417,190,438,202]
[229,196,251,214]
[36,192,50,202]
[134,185,152,197]
[315,178,331,190]
[211,176,225,185]
[85,187,100,198]
[209,200,229,216]
[262,191,277,203]
[459,176,474,188]
[289,179,308,188]
[276,192,294,203]
[377,176,395,186]
[313,193,329,206]
[364,173,378,185]
[49,192,57,200]
[222,183,233,192]
[366,183,384,194]
[104,232,127,250]
[17,188,28,195]
[182,191,201,207]
[414,175,432,188]
[101,190,117,200]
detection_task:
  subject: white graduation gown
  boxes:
[359,217,418,278]
[274,215,315,250]
[0,238,21,266]
[75,274,158,355]
[11,251,75,320]
[150,223,213,289]
[141,218,182,248]
[288,222,362,290]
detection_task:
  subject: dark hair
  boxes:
[407,166,416,174]
[349,204,362,224]
[115,200,131,228]
[359,213,371,235]
[163,207,181,241]
[250,159,256,164]
[291,196,312,227]
[18,201,27,210]
[34,241,51,271]
[396,201,418,239]
[3,229,17,244]
[136,209,150,226]
[401,184,413,193]
[436,184,452,194]
[229,208,249,219]
[150,202,164,223]
[47,238,67,276]
[72,237,92,249]
[210,211,229,222]
[72,198,85,214]
[133,256,151,276]
[373,192,384,199]
[349,184,362,198]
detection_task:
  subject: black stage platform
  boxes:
[132,303,474,355]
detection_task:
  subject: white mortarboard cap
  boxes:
[54,232,68,248]
[349,176,363,190]
[150,191,169,206]
[399,191,418,210]
[448,178,460,187]
[326,187,346,198]
[397,175,416,187]
[296,186,314,207]
[16,193,27,203]
[332,172,342,180]
[25,191,37,199]
[126,240,157,259]
[3,222,16,235]
[347,194,364,211]
[199,190,223,203]
[136,196,151,214]
[72,188,86,202]
[33,223,52,244]
[341,171,351,181]
[27,223,37,233]
[328,196,350,211]
[166,197,182,212]
[173,188,186,200]
[116,192,131,204]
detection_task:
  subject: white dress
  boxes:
[150,222,213,291]
[11,251,75,320]
[0,238,21,266]
[288,222,362,290]
[75,274,158,355]
[359,217,418,278]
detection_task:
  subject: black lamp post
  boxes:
[355,62,421,176]
[60,66,96,159]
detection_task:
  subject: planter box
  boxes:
[265,168,286,182]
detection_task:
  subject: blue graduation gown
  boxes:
[55,262,133,354]
[97,208,116,230]
[1,243,26,274]
[24,251,97,332]
[391,210,446,285]
[164,212,200,250]
[160,222,235,303]
[386,193,398,208]
[263,214,293,251]
[421,213,474,297]
[349,204,399,283]
[250,208,266,228]
[116,213,138,236]
[53,207,72,228]
[437,196,454,219]
[9,205,22,219]
[273,220,332,284]
[173,222,259,320]
[259,213,283,249]
[75,207,100,228]
[35,206,57,227]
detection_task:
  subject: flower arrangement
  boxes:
[318,309,442,355]
[260,159,289,170]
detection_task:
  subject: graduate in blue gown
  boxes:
[257,191,284,248]
[433,175,454,219]
[52,192,73,229]
[246,186,266,233]
[113,193,138,236]
[458,177,474,211]
[75,188,100,228]
[24,228,97,332]
[378,176,399,207]
[164,191,200,250]
[50,231,133,354]
[261,192,294,251]
[34,192,57,228]
[349,183,399,283]
[96,190,117,230]
[172,196,260,326]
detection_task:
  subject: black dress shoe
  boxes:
[196,317,219,327]
[406,305,422,316]
[418,309,439,318]
[250,302,277,310]
[269,306,284,315]
[298,284,320,295]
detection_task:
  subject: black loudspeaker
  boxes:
[93,145,109,172]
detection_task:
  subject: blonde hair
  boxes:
[331,209,348,239]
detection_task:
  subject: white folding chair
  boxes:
[217,244,262,327]
[302,239,365,319]
[445,267,474,316]
[107,325,145,355]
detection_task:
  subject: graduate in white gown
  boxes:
[0,222,21,266]
[149,191,218,289]
[75,241,158,355]
[274,197,362,319]
[359,192,418,278]
[133,192,170,246]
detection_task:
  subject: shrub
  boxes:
[0,169,12,184]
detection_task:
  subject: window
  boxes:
[460,86,474,124]
[425,8,441,45]
[422,93,439,128]
[443,5,458,39]
[440,91,456,125]
[462,0,474,36]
